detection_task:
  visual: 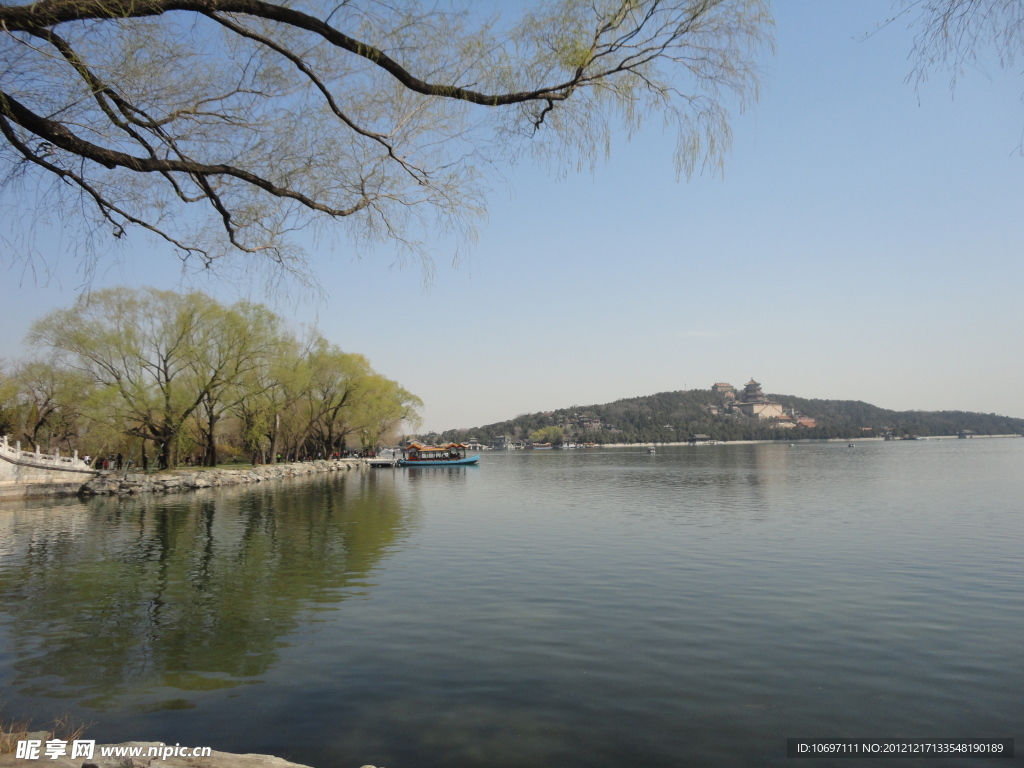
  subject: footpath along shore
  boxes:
[80,458,365,496]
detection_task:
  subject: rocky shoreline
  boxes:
[0,733,314,767]
[80,458,365,496]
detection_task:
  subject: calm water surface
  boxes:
[0,440,1021,767]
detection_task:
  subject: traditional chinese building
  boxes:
[742,378,765,402]
[736,378,784,420]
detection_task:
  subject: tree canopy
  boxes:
[0,0,771,279]
[17,286,421,467]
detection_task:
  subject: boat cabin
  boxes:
[403,442,468,462]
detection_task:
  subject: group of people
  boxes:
[248,450,363,464]
[84,449,369,470]
[86,453,130,470]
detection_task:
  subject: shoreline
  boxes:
[80,458,365,496]
[0,459,367,502]
[584,434,1022,448]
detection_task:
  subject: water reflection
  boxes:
[0,442,1020,768]
[0,473,415,710]
[403,465,477,484]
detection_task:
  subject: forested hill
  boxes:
[435,389,1024,444]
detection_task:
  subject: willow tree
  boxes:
[189,300,285,466]
[29,286,234,468]
[356,375,423,451]
[0,361,20,435]
[8,360,95,451]
[0,0,771,279]
[903,0,1024,93]
[291,338,372,458]
[230,332,309,464]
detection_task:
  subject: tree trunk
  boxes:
[205,414,218,467]
[269,412,280,464]
[159,436,172,469]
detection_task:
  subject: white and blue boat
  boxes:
[399,442,480,467]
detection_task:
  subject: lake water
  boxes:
[0,439,1021,767]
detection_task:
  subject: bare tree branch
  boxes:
[0,0,772,281]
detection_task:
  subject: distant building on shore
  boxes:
[735,379,784,420]
[776,413,797,429]
[710,377,819,429]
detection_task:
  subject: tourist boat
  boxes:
[399,442,479,467]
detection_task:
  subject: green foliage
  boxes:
[8,360,95,450]
[14,287,421,467]
[529,425,565,445]
[0,361,17,435]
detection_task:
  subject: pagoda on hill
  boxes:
[742,378,766,403]
[736,378,783,420]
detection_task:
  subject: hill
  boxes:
[433,387,1024,444]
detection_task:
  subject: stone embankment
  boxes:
[0,435,98,500]
[81,459,364,496]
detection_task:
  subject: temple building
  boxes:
[735,378,784,420]
[742,378,765,402]
[712,377,816,426]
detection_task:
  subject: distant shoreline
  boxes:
[589,434,1023,448]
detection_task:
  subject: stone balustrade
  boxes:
[1,437,364,500]
[0,435,91,471]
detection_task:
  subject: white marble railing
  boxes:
[0,434,92,470]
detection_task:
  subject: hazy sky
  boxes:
[2,2,1022,432]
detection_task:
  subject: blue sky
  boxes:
[2,1,1022,432]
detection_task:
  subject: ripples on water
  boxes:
[0,440,1021,767]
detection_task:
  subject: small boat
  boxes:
[647,447,656,453]
[398,442,479,467]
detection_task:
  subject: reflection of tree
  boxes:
[0,474,412,708]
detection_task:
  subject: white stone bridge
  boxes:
[0,435,99,500]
